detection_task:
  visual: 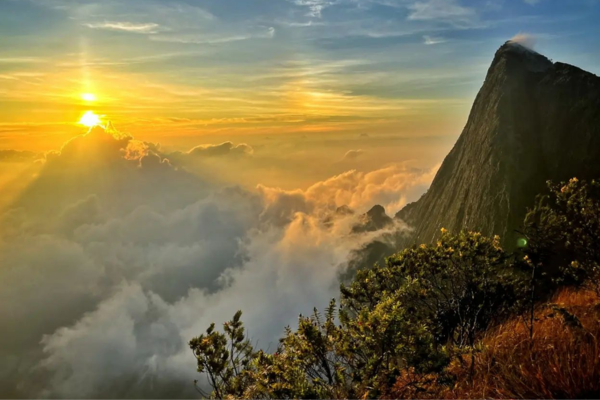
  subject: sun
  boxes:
[81,93,96,101]
[79,111,101,127]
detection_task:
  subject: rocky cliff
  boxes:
[395,40,600,248]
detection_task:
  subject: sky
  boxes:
[1,0,600,398]
[2,0,599,154]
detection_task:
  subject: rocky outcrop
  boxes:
[352,205,393,233]
[395,41,600,248]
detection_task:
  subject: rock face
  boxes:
[396,41,600,248]
[352,204,393,233]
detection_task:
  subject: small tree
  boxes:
[243,300,356,399]
[189,311,255,399]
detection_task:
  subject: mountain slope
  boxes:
[395,41,600,248]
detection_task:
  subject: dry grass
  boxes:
[388,287,600,399]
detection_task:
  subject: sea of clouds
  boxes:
[0,125,435,398]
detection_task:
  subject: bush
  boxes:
[523,178,600,293]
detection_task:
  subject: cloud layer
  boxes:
[0,126,435,397]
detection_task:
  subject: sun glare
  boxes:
[81,93,97,101]
[79,111,101,127]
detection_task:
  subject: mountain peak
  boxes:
[352,205,392,233]
[394,41,600,248]
[491,40,553,73]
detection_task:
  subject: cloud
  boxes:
[293,0,334,18]
[185,142,254,158]
[508,33,536,50]
[150,26,275,45]
[0,125,435,397]
[0,57,46,64]
[300,164,438,215]
[0,128,259,396]
[150,34,252,44]
[38,283,185,398]
[84,21,161,34]
[12,125,209,218]
[342,149,365,161]
[423,35,447,45]
[0,149,39,163]
[407,0,477,26]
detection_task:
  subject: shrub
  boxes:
[524,178,600,295]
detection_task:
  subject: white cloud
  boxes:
[408,0,477,26]
[150,25,275,45]
[300,164,438,215]
[0,125,435,397]
[150,34,251,45]
[293,0,335,18]
[509,33,537,50]
[84,21,161,34]
[423,35,447,45]
[39,282,187,398]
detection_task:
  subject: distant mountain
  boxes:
[352,205,393,233]
[395,40,600,248]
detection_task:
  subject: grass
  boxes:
[388,287,600,399]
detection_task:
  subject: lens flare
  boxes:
[79,111,101,127]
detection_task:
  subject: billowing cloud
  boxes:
[12,126,209,219]
[300,164,438,215]
[0,125,434,398]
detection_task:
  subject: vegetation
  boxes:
[190,178,600,399]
